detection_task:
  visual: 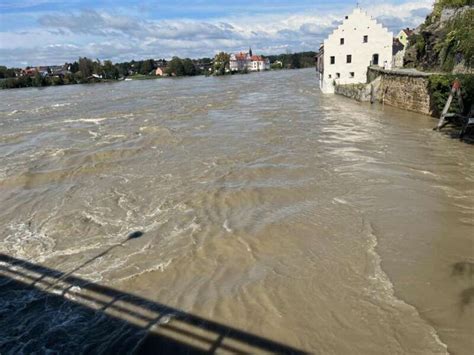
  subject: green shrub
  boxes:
[441,9,474,69]
[433,0,473,18]
[428,74,474,115]
[437,0,472,9]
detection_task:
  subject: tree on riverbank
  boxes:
[0,66,17,78]
[266,52,316,69]
[165,57,199,76]
[213,52,230,75]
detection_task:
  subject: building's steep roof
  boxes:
[231,52,267,62]
[401,28,414,37]
[323,7,392,45]
[234,52,248,60]
[250,55,265,61]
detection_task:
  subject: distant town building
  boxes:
[155,67,167,76]
[249,55,270,71]
[194,59,213,73]
[317,8,393,94]
[396,28,414,47]
[20,65,70,78]
[392,28,414,68]
[230,48,270,72]
[21,68,38,77]
[392,38,406,68]
[230,52,250,72]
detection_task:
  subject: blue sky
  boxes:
[0,0,434,67]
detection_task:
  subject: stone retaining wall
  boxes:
[335,67,433,115]
[377,73,432,115]
[334,83,372,102]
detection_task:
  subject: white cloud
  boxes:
[0,1,434,67]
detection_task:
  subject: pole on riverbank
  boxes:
[436,79,462,130]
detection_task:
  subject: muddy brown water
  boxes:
[0,69,473,354]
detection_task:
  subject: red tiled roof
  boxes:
[402,28,414,37]
[251,55,264,61]
[235,52,248,60]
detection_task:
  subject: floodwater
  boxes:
[0,69,472,354]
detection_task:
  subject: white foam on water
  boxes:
[153,314,174,327]
[88,130,99,138]
[81,211,107,227]
[364,222,449,353]
[333,197,349,205]
[64,286,82,301]
[50,149,66,157]
[41,241,105,260]
[7,109,20,116]
[51,103,71,108]
[223,220,232,233]
[106,134,126,138]
[168,217,201,240]
[63,117,108,125]
[237,237,252,253]
[3,222,56,261]
[116,259,173,282]
[420,170,438,177]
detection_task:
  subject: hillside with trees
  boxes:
[405,0,473,73]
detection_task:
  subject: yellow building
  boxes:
[396,28,414,47]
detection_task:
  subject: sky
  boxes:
[0,0,435,67]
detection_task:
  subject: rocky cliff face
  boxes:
[404,4,473,73]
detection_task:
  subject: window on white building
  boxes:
[328,74,332,79]
[330,56,335,64]
[372,54,379,65]
[363,35,368,43]
[346,55,352,63]
[350,72,355,78]
[340,38,344,45]
[336,73,340,78]
[345,16,349,19]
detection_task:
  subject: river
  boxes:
[0,68,472,354]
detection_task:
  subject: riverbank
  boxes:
[0,67,306,90]
[334,67,474,131]
[334,67,435,114]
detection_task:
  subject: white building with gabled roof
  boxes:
[318,8,393,94]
